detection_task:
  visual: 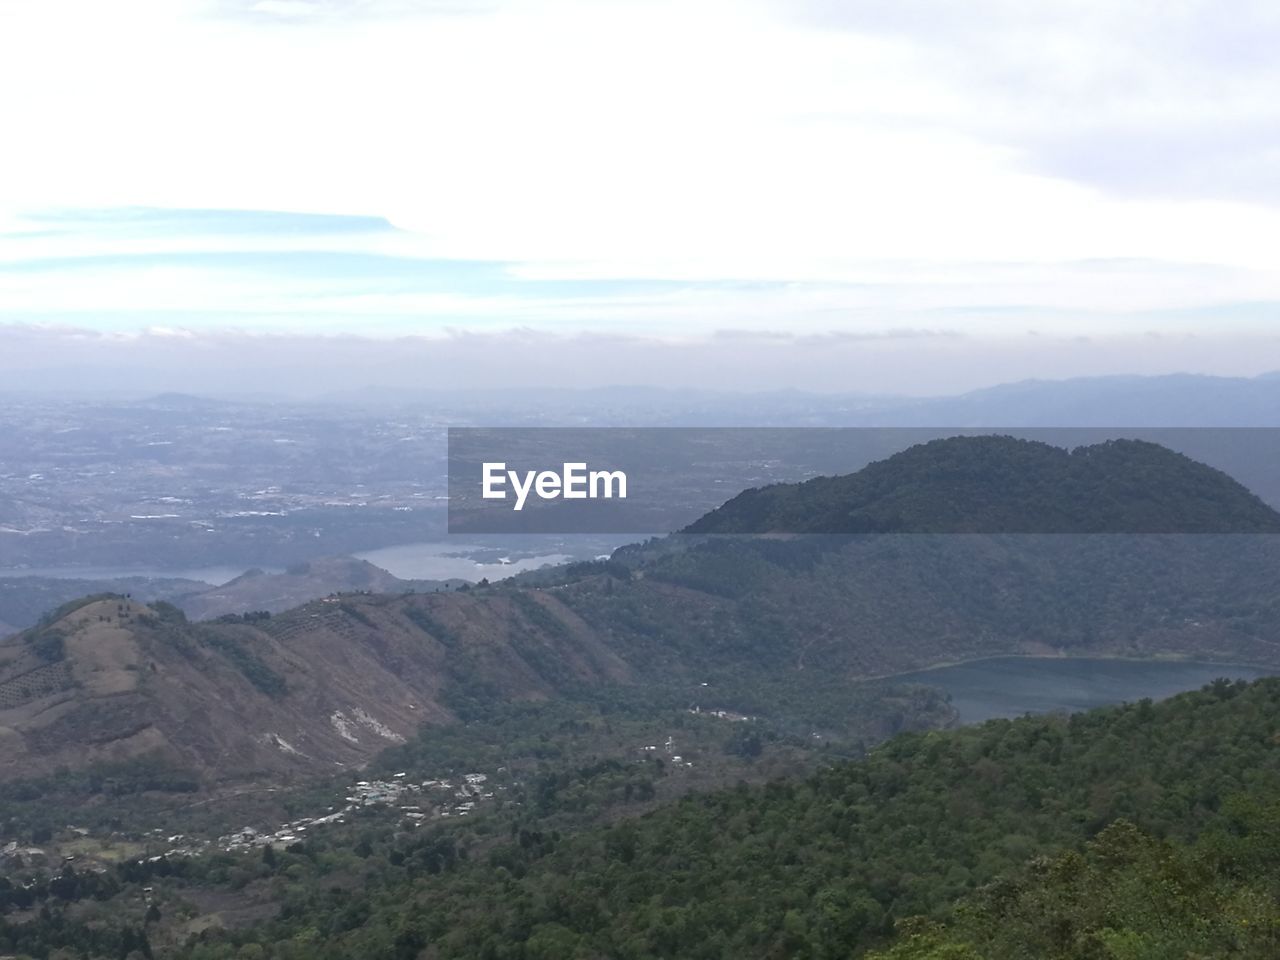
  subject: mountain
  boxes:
[168,556,463,621]
[0,557,462,638]
[864,372,1280,426]
[686,435,1280,534]
[306,372,1280,425]
[0,591,629,781]
[8,437,1280,788]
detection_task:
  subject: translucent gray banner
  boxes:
[446,427,1280,535]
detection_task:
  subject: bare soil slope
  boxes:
[0,591,628,782]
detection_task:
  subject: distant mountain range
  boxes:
[169,371,1280,425]
[877,372,1280,427]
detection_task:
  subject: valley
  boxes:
[3,435,1280,957]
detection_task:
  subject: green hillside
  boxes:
[685,436,1280,534]
[159,677,1280,959]
[588,532,1280,682]
[868,813,1280,959]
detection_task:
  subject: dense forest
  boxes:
[179,676,1279,959]
[867,810,1280,959]
[5,676,1272,958]
[686,436,1280,534]
[588,531,1280,680]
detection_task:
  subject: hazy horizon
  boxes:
[5,324,1280,398]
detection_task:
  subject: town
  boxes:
[0,772,502,877]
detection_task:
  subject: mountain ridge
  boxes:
[685,435,1280,534]
[0,590,630,782]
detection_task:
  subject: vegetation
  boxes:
[193,626,287,697]
[34,593,128,627]
[1,676,1257,959]
[212,611,272,624]
[868,811,1280,958]
[687,436,1280,534]
[576,530,1280,682]
[6,439,1280,957]
[26,626,66,663]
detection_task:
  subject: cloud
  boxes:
[5,0,1278,269]
[224,0,502,22]
[23,207,399,237]
[2,205,1278,344]
[0,0,1277,358]
[780,0,1280,205]
[248,0,322,17]
[711,327,962,345]
[1026,125,1280,205]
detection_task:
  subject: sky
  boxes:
[1,0,1278,393]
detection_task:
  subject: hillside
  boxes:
[686,435,1280,534]
[7,671,1278,958]
[0,591,630,782]
[594,532,1280,681]
[158,677,1280,958]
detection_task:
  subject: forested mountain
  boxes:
[868,812,1280,959]
[154,678,1280,958]
[6,674,1276,958]
[686,436,1280,534]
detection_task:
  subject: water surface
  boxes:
[892,656,1273,724]
[354,541,572,580]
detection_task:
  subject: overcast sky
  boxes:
[1,0,1278,393]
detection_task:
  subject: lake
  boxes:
[354,541,574,581]
[891,656,1274,724]
[0,539,607,586]
[0,547,569,586]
